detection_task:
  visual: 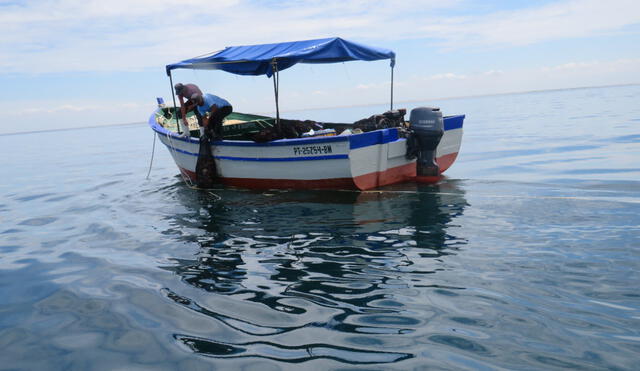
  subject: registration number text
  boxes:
[293,145,333,156]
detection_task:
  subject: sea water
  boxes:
[1,85,639,370]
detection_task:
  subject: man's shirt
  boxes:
[197,94,231,116]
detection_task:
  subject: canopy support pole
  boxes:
[271,60,280,133]
[390,64,394,110]
[168,71,181,134]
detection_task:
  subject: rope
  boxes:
[164,128,198,188]
[176,170,222,201]
[207,191,222,201]
[146,132,157,179]
[163,130,221,198]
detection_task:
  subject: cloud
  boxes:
[543,61,598,72]
[2,57,637,134]
[9,101,146,116]
[421,0,640,49]
[425,73,467,81]
[0,0,453,73]
[277,58,640,111]
[2,0,638,74]
[483,70,504,76]
[356,82,385,90]
[393,58,640,102]
[0,98,152,134]
[21,104,97,114]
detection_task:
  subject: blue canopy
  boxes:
[166,37,395,77]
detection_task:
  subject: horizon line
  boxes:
[274,82,640,114]
[2,82,638,136]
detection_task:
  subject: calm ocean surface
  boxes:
[1,85,639,370]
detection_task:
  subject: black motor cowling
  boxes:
[407,107,444,178]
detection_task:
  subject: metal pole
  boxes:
[390,65,394,110]
[168,71,181,134]
[271,59,280,132]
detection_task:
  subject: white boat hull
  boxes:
[149,111,464,190]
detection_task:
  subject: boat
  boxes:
[149,37,465,190]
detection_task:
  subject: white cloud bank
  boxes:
[3,58,638,134]
[1,0,639,133]
[401,58,640,101]
[1,0,639,74]
[279,58,640,110]
[421,0,640,49]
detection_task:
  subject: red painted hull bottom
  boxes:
[177,152,459,190]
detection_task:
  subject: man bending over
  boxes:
[174,83,203,135]
[187,93,233,139]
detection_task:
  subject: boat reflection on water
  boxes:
[160,180,468,364]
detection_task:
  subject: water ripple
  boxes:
[174,334,413,363]
[2,86,640,369]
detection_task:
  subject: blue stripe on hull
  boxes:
[444,115,465,131]
[349,128,399,150]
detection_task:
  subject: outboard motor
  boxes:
[407,107,444,182]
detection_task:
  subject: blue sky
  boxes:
[1,0,639,133]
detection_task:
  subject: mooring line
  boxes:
[146,132,157,180]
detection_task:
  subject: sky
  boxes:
[1,0,639,134]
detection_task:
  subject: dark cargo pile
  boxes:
[159,107,409,142]
[251,109,408,142]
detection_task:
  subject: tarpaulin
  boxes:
[166,37,395,77]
